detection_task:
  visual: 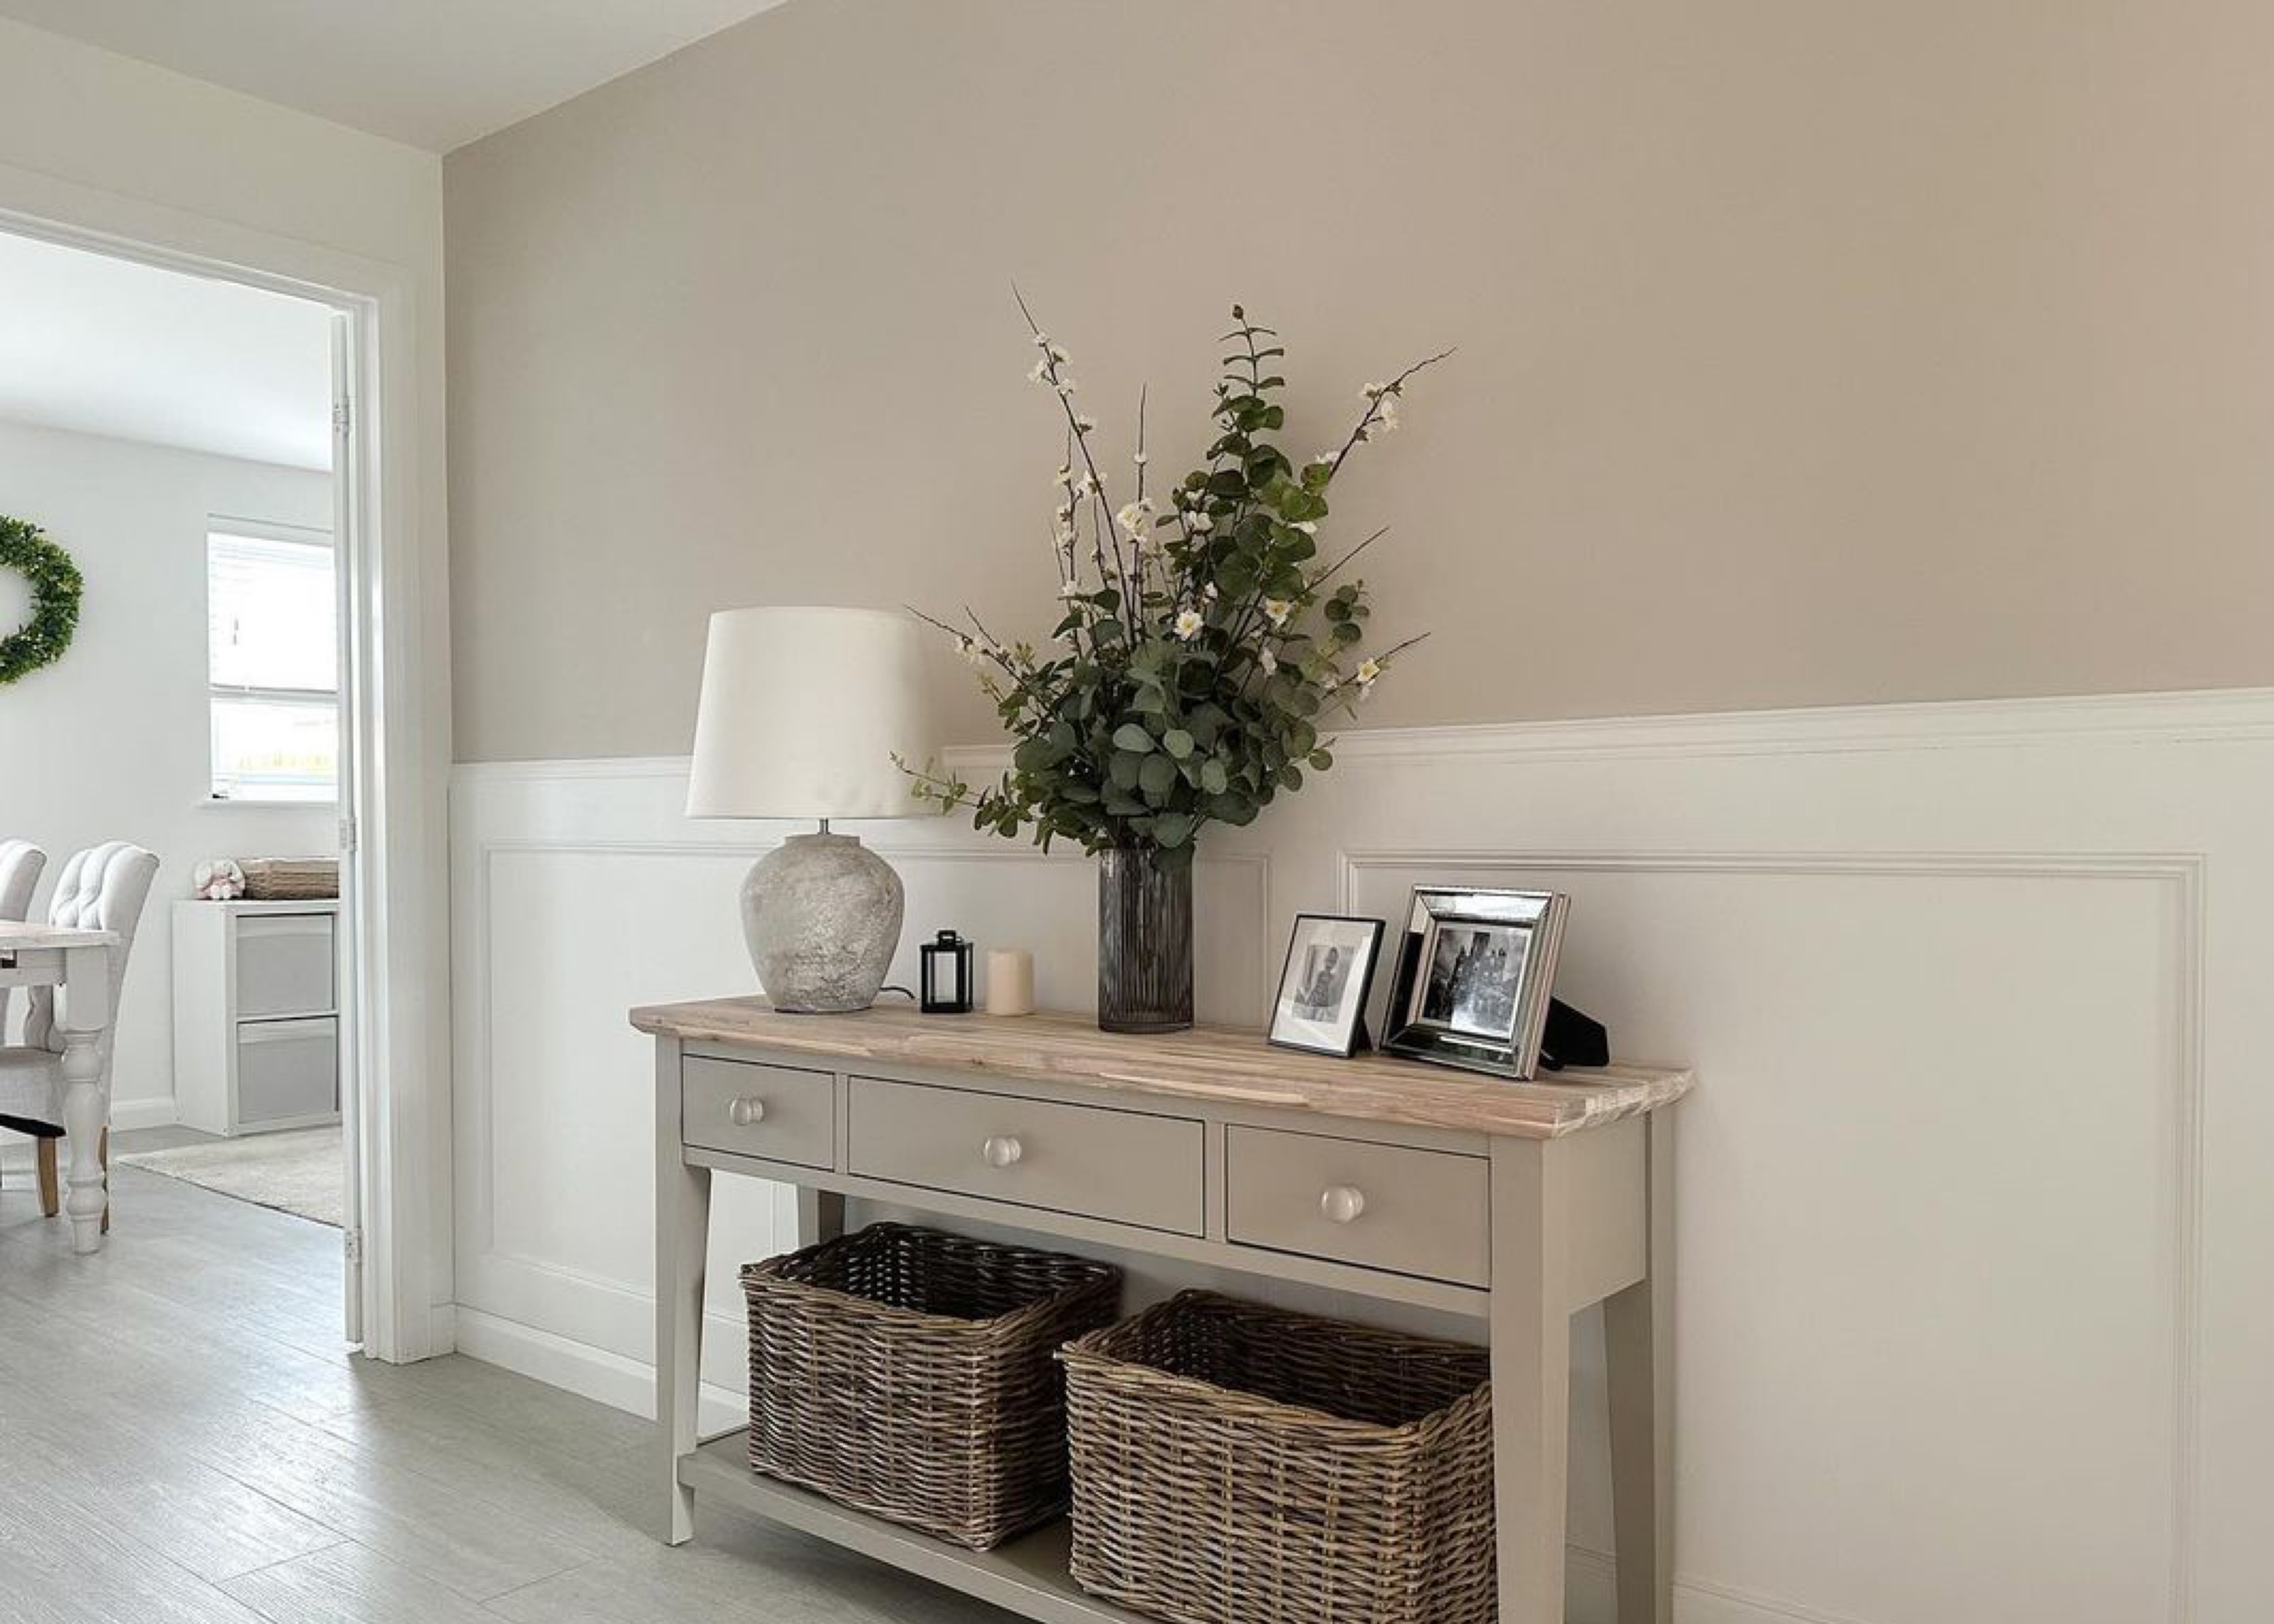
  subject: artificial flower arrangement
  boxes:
[906,302,1443,856]
[901,301,1445,1030]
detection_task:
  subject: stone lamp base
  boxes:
[741,829,905,1013]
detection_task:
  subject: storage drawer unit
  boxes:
[1225,1125,1491,1287]
[848,1075,1205,1235]
[173,899,342,1136]
[683,1054,834,1169]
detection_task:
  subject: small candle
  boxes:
[985,949,1035,1016]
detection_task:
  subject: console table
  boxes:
[635,998,1691,1624]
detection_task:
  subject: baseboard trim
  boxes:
[109,1099,180,1133]
[453,1304,748,1435]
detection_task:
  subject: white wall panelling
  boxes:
[451,687,2274,1624]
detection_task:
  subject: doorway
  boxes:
[0,221,377,1346]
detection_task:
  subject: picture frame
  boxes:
[1381,887,1569,1080]
[1267,913,1386,1058]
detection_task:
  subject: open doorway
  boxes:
[0,226,366,1341]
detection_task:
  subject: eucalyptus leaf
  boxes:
[1137,753,1178,801]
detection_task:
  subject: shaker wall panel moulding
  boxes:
[453,686,2274,1624]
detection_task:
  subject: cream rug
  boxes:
[116,1126,343,1227]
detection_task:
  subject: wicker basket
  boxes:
[1061,1291,1496,1624]
[741,1222,1121,1550]
[239,857,338,900]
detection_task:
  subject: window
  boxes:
[207,526,338,802]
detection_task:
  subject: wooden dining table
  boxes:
[0,919,118,1254]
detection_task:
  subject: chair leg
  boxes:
[101,1127,110,1234]
[35,1137,59,1217]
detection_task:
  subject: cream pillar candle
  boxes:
[985,949,1035,1016]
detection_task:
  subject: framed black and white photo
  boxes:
[1382,888,1569,1079]
[1268,914,1386,1057]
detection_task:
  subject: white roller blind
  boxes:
[209,531,336,693]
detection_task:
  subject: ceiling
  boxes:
[0,0,788,152]
[0,231,336,471]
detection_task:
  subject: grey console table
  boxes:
[635,998,1691,1624]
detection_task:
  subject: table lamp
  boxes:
[686,606,939,1012]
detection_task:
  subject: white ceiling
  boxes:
[0,231,336,471]
[0,0,788,152]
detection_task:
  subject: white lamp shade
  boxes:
[686,606,940,820]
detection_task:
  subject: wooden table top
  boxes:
[631,998,1691,1140]
[0,921,114,951]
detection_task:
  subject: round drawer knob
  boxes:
[982,1134,1024,1169]
[727,1096,766,1127]
[1320,1186,1367,1225]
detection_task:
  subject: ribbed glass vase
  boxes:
[1095,846,1193,1034]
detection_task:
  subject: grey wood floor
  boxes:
[0,1140,1009,1622]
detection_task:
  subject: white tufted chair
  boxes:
[0,839,45,1042]
[0,843,159,1222]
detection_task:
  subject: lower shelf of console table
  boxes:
[680,1433,1154,1624]
[639,998,1693,1624]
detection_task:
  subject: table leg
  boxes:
[58,944,111,1256]
[654,1037,712,1545]
[797,1186,845,1247]
[1491,1136,1572,1623]
[1605,1112,1674,1624]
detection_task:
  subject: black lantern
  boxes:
[920,929,975,1014]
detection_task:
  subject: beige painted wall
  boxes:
[444,0,2274,761]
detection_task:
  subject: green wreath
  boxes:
[0,515,82,685]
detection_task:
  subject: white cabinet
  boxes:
[172,899,340,1136]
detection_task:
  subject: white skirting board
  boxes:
[451,687,2274,1624]
[106,1098,182,1134]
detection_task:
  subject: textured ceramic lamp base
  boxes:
[741,832,905,1013]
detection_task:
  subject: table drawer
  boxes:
[1225,1126,1490,1287]
[849,1076,1204,1236]
[683,1056,836,1169]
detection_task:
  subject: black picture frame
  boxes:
[1266,913,1386,1058]
[1381,887,1567,1080]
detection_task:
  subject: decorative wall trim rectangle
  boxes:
[1341,846,2205,1624]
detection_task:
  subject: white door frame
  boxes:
[0,162,451,1362]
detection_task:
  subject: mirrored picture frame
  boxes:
[1381,886,1569,1079]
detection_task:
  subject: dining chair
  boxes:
[0,839,45,1041]
[0,842,159,1224]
